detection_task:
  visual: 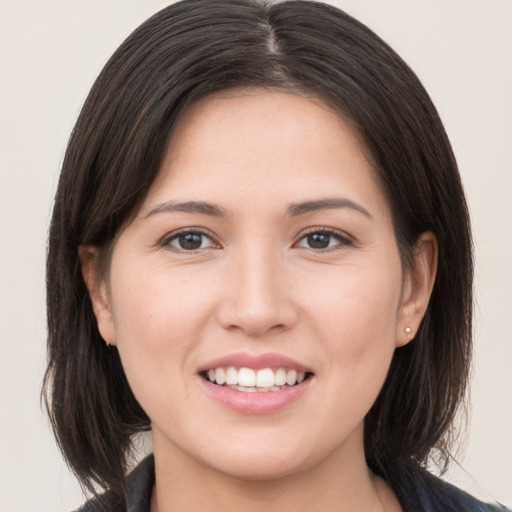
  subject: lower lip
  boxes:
[199,377,313,414]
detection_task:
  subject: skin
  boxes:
[81,89,437,511]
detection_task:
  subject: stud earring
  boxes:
[405,327,412,334]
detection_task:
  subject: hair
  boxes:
[43,0,473,496]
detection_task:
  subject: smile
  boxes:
[198,352,315,413]
[202,367,312,392]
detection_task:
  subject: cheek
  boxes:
[301,259,402,399]
[106,261,220,406]
[299,259,402,343]
[297,269,401,442]
[110,260,216,347]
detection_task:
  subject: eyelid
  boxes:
[158,227,221,252]
[294,226,354,250]
[156,226,354,252]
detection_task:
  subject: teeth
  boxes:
[215,368,226,385]
[274,368,287,386]
[256,368,274,387]
[226,384,291,392]
[205,366,310,390]
[225,366,238,385]
[237,385,257,392]
[286,369,297,386]
[238,368,256,387]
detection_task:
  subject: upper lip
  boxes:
[197,352,313,373]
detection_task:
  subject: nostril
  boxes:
[215,283,299,337]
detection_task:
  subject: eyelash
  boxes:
[159,227,353,253]
[294,227,353,251]
[159,228,220,253]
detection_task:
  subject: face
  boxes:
[86,89,429,481]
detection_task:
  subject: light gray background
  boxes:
[1,1,511,510]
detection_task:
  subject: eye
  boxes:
[162,229,218,252]
[295,229,351,250]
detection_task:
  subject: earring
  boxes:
[405,326,414,340]
[405,327,412,334]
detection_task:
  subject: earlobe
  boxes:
[78,245,117,346]
[396,232,438,347]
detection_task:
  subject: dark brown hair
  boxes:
[43,0,473,495]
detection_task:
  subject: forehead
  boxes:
[140,88,387,220]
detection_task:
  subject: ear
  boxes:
[78,245,117,346]
[396,232,438,347]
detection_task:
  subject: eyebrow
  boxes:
[286,198,372,219]
[144,200,227,218]
[144,197,372,220]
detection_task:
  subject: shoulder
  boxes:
[73,455,155,512]
[387,459,510,512]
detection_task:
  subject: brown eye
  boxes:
[306,232,331,249]
[165,230,216,251]
[296,230,351,250]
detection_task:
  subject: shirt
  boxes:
[77,454,511,511]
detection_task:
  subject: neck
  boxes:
[150,427,401,512]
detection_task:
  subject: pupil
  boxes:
[308,233,330,249]
[179,233,202,250]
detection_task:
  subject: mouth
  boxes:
[201,366,314,392]
[198,353,315,413]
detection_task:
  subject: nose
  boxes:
[216,246,299,337]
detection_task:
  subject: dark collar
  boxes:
[81,454,508,512]
[124,455,154,512]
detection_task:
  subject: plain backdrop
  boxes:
[0,1,511,510]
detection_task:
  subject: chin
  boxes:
[209,453,310,482]
[196,433,324,482]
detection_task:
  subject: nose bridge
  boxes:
[218,238,297,336]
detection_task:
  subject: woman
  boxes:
[43,0,508,510]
